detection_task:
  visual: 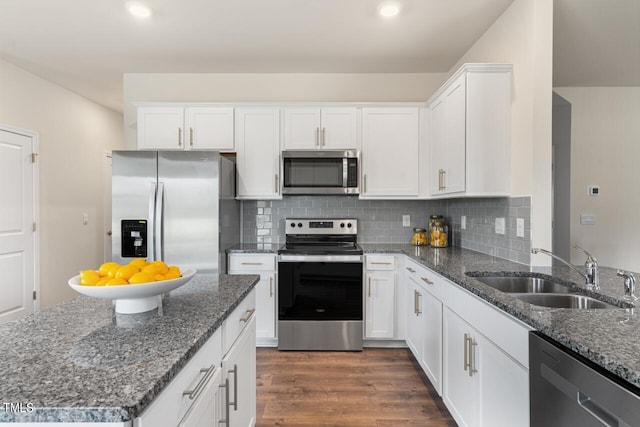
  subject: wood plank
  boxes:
[256,348,456,426]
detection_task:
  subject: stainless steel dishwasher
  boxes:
[530,332,640,427]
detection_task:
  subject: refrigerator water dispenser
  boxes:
[121,219,147,258]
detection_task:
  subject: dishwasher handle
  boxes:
[577,392,618,427]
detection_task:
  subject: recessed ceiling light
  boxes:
[126,1,152,19]
[378,2,401,18]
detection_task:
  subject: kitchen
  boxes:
[1,0,639,425]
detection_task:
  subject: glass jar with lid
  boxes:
[428,215,448,247]
[411,227,428,246]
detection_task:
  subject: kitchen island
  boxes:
[0,273,259,423]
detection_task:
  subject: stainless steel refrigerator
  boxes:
[111,151,239,274]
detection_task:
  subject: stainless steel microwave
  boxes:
[282,150,359,195]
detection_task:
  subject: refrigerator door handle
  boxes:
[148,182,157,261]
[155,182,165,262]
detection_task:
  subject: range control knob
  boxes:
[290,223,296,228]
[347,223,352,228]
[298,223,303,228]
[340,223,345,228]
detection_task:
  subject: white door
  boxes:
[365,270,395,339]
[0,129,36,324]
[320,107,358,149]
[103,152,112,262]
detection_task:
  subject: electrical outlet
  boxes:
[495,217,505,235]
[516,218,525,238]
[461,215,466,230]
[82,213,89,225]
[581,213,596,225]
[402,215,410,227]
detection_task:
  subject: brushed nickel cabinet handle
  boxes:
[368,277,372,298]
[416,292,422,315]
[189,127,194,147]
[183,364,216,400]
[228,364,238,411]
[275,174,279,194]
[178,127,182,147]
[241,262,263,265]
[469,339,477,376]
[421,277,434,285]
[240,308,255,323]
[316,127,320,146]
[363,174,367,193]
[413,290,418,314]
[322,127,326,146]
[371,262,392,265]
[406,267,416,273]
[464,333,469,372]
[219,378,230,425]
[269,276,273,298]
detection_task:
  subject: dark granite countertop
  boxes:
[0,273,259,423]
[229,243,640,390]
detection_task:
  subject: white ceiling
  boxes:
[0,0,637,113]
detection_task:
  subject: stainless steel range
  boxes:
[278,218,363,351]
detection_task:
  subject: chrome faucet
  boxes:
[617,270,637,301]
[531,244,599,289]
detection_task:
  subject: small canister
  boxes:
[428,215,448,247]
[411,227,428,246]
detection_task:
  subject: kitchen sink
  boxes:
[512,293,617,309]
[472,275,576,294]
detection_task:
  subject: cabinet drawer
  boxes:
[136,328,222,426]
[223,289,256,355]
[366,255,396,270]
[229,254,275,271]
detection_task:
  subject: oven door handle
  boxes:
[278,255,363,263]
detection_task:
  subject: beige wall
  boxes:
[554,87,640,271]
[449,0,554,263]
[0,59,123,308]
[122,72,447,148]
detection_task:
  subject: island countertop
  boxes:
[0,273,259,423]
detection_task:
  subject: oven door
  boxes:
[278,255,363,321]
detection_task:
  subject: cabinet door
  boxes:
[222,315,256,427]
[320,107,358,149]
[429,96,447,195]
[185,107,234,151]
[255,272,276,339]
[443,308,476,427]
[235,108,281,199]
[365,270,395,339]
[178,367,223,427]
[442,74,466,194]
[137,107,185,150]
[420,288,443,396]
[405,279,423,358]
[283,108,321,149]
[476,333,529,427]
[361,108,419,198]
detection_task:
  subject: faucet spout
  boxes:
[531,246,599,289]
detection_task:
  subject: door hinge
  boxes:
[32,222,37,232]
[31,153,38,163]
[33,291,37,300]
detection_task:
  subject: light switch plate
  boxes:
[461,216,466,230]
[581,213,597,225]
[495,217,505,235]
[516,218,525,238]
[402,215,410,227]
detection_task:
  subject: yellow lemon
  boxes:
[98,262,120,277]
[128,258,148,268]
[141,264,161,276]
[165,267,181,279]
[154,274,166,282]
[96,278,109,286]
[128,272,156,284]
[105,278,128,286]
[80,270,101,286]
[151,261,169,275]
[115,265,140,281]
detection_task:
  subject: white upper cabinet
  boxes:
[184,107,234,150]
[137,106,234,151]
[235,108,281,199]
[283,107,357,150]
[428,64,512,197]
[361,107,420,198]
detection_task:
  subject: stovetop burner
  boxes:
[278,218,362,256]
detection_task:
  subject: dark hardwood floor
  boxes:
[256,347,457,426]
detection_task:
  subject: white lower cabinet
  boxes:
[364,255,396,339]
[135,290,257,427]
[405,260,443,395]
[443,307,529,427]
[221,314,257,427]
[229,254,277,346]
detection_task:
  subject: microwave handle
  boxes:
[343,158,348,188]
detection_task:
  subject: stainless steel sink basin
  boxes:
[473,275,575,294]
[512,293,616,309]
